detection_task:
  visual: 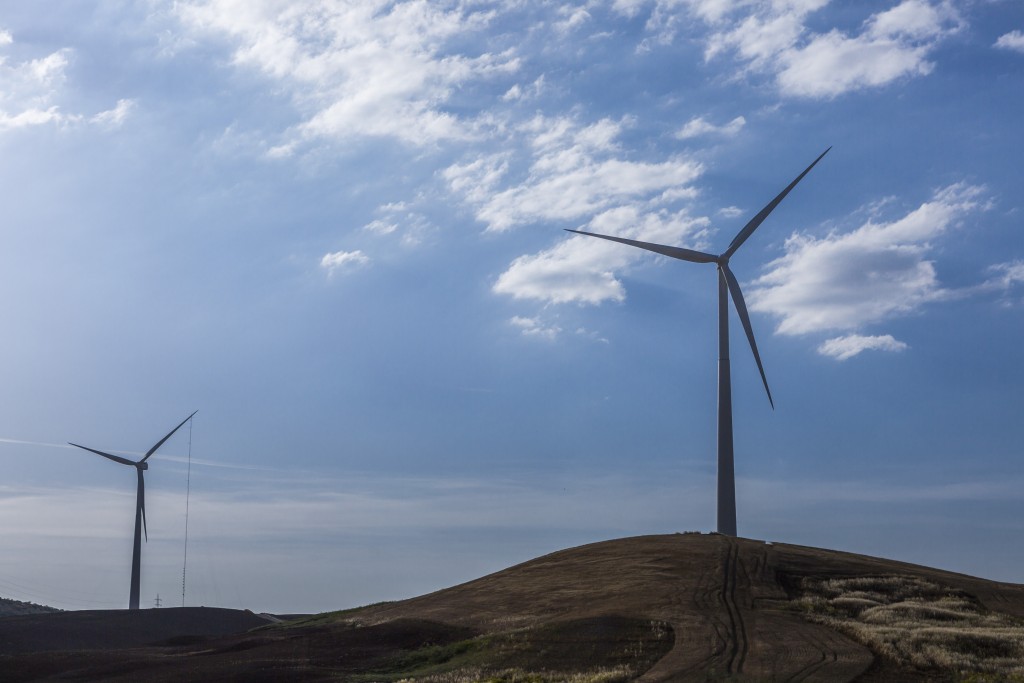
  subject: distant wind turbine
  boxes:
[70,411,197,610]
[567,149,829,536]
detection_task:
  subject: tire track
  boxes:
[670,539,731,679]
[783,628,834,682]
[692,558,730,669]
[721,538,748,675]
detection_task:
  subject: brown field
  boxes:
[2,533,1023,681]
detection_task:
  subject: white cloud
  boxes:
[676,114,745,139]
[0,107,66,130]
[994,30,1024,53]
[509,316,561,340]
[174,1,519,150]
[649,0,963,98]
[980,260,1024,306]
[90,98,135,128]
[478,115,712,306]
[494,205,709,304]
[502,84,523,101]
[447,116,703,232]
[612,0,651,19]
[501,75,545,102]
[773,0,962,100]
[748,183,984,336]
[320,249,369,274]
[363,219,398,235]
[817,334,908,360]
[362,202,435,248]
[718,205,744,218]
[0,31,131,133]
[575,327,610,343]
[443,153,511,207]
[555,6,592,33]
[0,37,73,131]
[985,260,1024,290]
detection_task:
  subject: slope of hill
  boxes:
[322,533,1024,681]
[1,534,1023,682]
[0,607,273,654]
[0,596,60,617]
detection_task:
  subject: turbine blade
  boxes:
[141,410,198,463]
[723,147,831,259]
[565,229,718,264]
[68,443,136,467]
[721,265,774,409]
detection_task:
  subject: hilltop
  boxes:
[0,596,60,618]
[1,534,1023,681]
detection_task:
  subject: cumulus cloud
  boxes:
[320,249,369,274]
[363,219,398,235]
[446,116,703,232]
[494,205,709,305]
[554,6,592,33]
[0,37,72,131]
[90,99,135,128]
[978,260,1024,306]
[994,30,1024,53]
[747,183,984,337]
[0,31,132,132]
[985,260,1024,290]
[509,316,561,340]
[174,1,518,150]
[474,115,712,307]
[676,115,746,139]
[501,75,546,102]
[775,0,963,98]
[817,334,908,360]
[362,202,435,247]
[629,0,962,98]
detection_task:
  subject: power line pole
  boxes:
[154,594,162,608]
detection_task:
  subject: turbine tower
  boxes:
[70,411,197,610]
[568,149,829,536]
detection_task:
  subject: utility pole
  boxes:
[154,594,162,608]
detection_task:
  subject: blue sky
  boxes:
[1,0,1023,613]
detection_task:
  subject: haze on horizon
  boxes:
[1,1,1022,614]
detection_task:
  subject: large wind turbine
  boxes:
[70,411,197,610]
[568,149,829,536]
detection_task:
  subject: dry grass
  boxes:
[795,575,1024,678]
[396,665,634,683]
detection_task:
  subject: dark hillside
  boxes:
[0,596,60,618]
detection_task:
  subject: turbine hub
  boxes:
[138,462,149,471]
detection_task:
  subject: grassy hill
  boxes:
[2,533,1023,681]
[0,596,60,618]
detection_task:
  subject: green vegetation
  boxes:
[349,616,672,683]
[793,575,1024,679]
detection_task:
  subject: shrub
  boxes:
[792,575,1024,677]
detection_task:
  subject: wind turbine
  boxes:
[567,149,829,536]
[70,411,197,610]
